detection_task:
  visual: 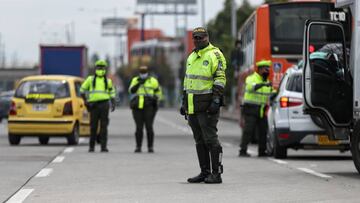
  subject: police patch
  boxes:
[203,60,209,66]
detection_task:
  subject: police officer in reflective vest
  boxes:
[129,66,162,153]
[180,27,226,184]
[80,60,116,152]
[239,60,273,157]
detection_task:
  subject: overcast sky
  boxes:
[0,0,263,66]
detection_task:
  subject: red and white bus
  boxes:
[236,0,352,124]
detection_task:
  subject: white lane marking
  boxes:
[297,168,332,179]
[268,158,288,165]
[79,138,86,144]
[6,189,34,203]
[35,168,53,178]
[64,147,74,153]
[156,116,192,134]
[52,156,65,163]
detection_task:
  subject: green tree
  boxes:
[206,0,254,105]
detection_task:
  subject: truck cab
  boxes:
[302,0,360,174]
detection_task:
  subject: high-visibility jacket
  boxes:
[243,72,272,117]
[183,43,226,114]
[128,76,161,109]
[80,76,116,102]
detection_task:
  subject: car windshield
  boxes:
[15,80,70,99]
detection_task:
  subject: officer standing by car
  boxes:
[239,60,273,157]
[180,27,226,184]
[80,60,116,152]
[129,66,162,153]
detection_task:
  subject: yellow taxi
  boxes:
[8,75,90,145]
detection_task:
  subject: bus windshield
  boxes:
[269,2,351,55]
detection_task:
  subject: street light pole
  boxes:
[201,0,205,27]
[231,0,237,39]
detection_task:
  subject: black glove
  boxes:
[208,99,220,115]
[180,105,186,116]
[85,102,93,111]
[137,77,145,84]
[110,99,116,112]
[254,82,272,91]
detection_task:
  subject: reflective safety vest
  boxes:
[80,76,116,102]
[243,72,272,118]
[183,43,226,114]
[128,76,161,109]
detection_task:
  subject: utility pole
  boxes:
[201,0,205,27]
[231,0,237,39]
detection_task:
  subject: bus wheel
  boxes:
[351,124,360,174]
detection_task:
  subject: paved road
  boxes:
[1,108,360,203]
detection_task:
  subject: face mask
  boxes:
[193,37,209,50]
[139,73,148,79]
[95,69,106,77]
[262,72,269,81]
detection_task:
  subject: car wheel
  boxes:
[67,123,79,145]
[266,126,274,156]
[273,132,287,159]
[351,123,360,174]
[8,133,21,145]
[39,136,50,145]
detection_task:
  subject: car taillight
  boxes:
[279,133,289,139]
[280,97,302,108]
[9,101,17,116]
[63,101,73,115]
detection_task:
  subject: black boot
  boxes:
[187,144,211,183]
[205,145,223,184]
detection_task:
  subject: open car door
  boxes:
[302,20,353,140]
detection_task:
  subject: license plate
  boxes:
[32,104,47,111]
[318,135,339,145]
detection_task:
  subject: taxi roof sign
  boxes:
[335,0,354,8]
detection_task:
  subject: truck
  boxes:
[40,45,88,77]
[302,0,360,174]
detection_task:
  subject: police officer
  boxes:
[80,60,116,152]
[239,60,273,157]
[129,66,162,153]
[180,27,226,184]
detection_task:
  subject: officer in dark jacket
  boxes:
[180,27,227,184]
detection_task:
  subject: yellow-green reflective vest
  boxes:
[243,72,272,117]
[80,76,116,102]
[183,43,226,114]
[128,76,161,109]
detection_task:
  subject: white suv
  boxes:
[266,67,350,159]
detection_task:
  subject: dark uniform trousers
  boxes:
[89,100,109,149]
[132,106,156,148]
[188,112,220,147]
[240,104,268,154]
[188,112,223,174]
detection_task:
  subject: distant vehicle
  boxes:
[0,90,14,122]
[267,67,350,159]
[236,1,352,123]
[7,75,90,145]
[40,45,88,77]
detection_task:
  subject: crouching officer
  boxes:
[80,60,116,152]
[239,60,273,157]
[129,66,162,153]
[181,27,226,184]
